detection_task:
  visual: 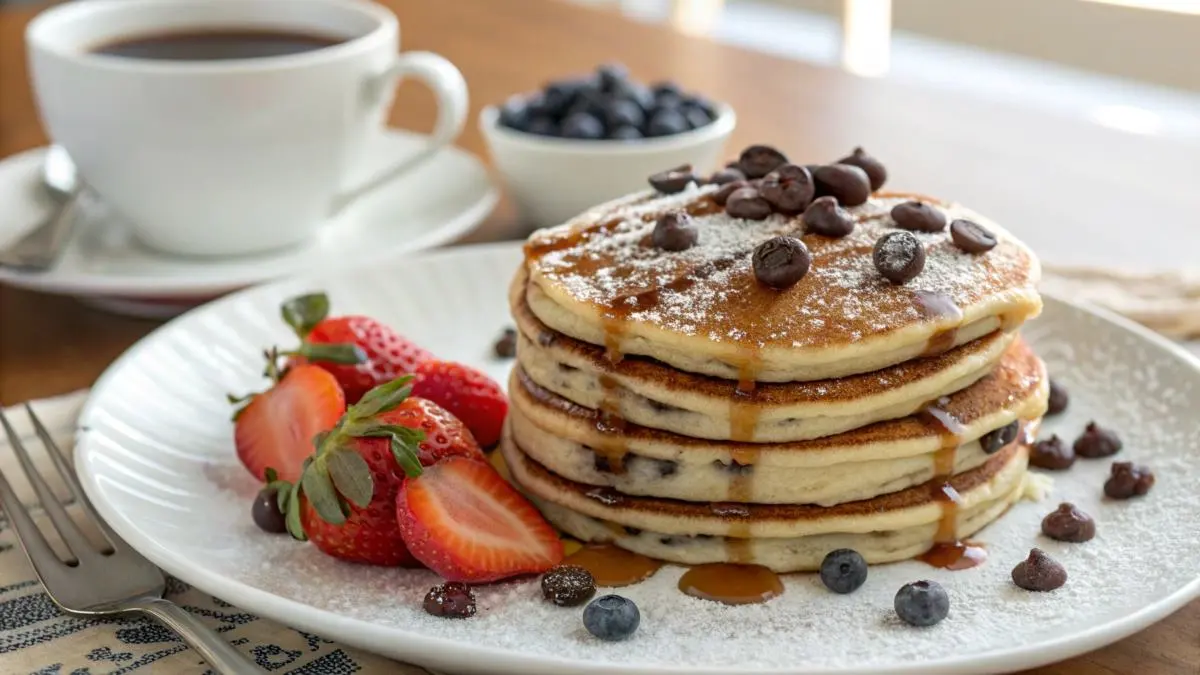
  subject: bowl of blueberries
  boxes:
[480,63,736,226]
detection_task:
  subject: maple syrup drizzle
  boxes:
[595,373,628,473]
[916,397,972,567]
[914,290,965,358]
[723,356,762,563]
[919,540,988,570]
[563,543,662,587]
[678,563,784,605]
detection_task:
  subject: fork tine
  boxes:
[0,407,98,560]
[0,412,68,573]
[25,403,127,553]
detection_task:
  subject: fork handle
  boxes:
[136,598,263,673]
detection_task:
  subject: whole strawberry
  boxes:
[275,377,483,567]
[280,292,434,404]
[412,360,508,447]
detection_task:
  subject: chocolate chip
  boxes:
[1041,503,1096,543]
[648,164,698,194]
[1030,434,1075,470]
[949,219,997,253]
[891,201,947,232]
[713,459,753,475]
[652,211,698,251]
[623,526,642,536]
[709,167,746,185]
[1074,422,1122,458]
[1047,379,1069,415]
[753,236,811,289]
[758,164,814,214]
[712,180,749,206]
[1104,461,1154,499]
[1011,548,1067,592]
[541,565,596,607]
[873,231,926,284]
[493,327,517,358]
[650,458,678,478]
[738,145,789,179]
[835,147,887,191]
[803,196,855,238]
[979,420,1019,454]
[593,452,614,474]
[725,187,773,221]
[424,582,477,618]
[813,164,871,207]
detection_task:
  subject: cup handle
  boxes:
[331,51,468,212]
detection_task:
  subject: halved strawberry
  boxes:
[397,456,563,582]
[280,293,434,404]
[277,378,484,567]
[233,364,344,483]
[411,360,508,447]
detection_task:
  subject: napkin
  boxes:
[0,391,431,675]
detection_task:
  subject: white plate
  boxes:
[74,243,1200,675]
[0,131,497,302]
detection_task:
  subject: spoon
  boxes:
[0,145,84,270]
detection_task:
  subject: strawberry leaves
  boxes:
[281,292,330,339]
[282,375,427,541]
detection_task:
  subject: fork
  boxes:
[0,404,261,674]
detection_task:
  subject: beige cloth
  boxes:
[1042,265,1200,338]
[0,391,430,675]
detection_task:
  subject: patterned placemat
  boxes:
[0,392,429,675]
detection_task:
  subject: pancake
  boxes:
[514,271,1017,441]
[503,431,1029,539]
[522,187,1042,382]
[531,474,1030,572]
[508,338,1047,505]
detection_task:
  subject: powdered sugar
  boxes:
[527,190,1036,348]
[179,301,1200,673]
[74,247,1200,674]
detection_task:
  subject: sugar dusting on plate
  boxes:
[209,304,1200,672]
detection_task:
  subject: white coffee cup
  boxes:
[26,0,468,257]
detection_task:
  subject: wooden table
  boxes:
[1,0,1197,672]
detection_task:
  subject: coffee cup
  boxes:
[26,0,468,257]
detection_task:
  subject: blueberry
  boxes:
[251,487,287,533]
[497,96,530,131]
[684,95,717,119]
[654,91,684,110]
[603,99,645,130]
[681,104,713,130]
[596,62,629,92]
[894,580,950,627]
[609,125,643,140]
[612,81,656,113]
[819,548,868,594]
[651,80,684,99]
[561,112,605,140]
[526,116,559,137]
[647,108,689,137]
[542,78,590,117]
[583,594,640,641]
[567,89,606,120]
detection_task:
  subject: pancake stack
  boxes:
[501,160,1047,572]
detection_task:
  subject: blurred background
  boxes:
[567,0,1200,140]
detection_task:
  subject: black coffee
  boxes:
[91,29,344,61]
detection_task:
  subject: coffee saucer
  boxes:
[0,129,497,318]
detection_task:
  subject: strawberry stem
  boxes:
[287,343,366,365]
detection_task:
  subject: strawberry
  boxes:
[280,292,434,404]
[276,377,483,566]
[232,364,345,483]
[411,360,508,447]
[397,456,563,582]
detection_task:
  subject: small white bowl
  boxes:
[479,102,736,228]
